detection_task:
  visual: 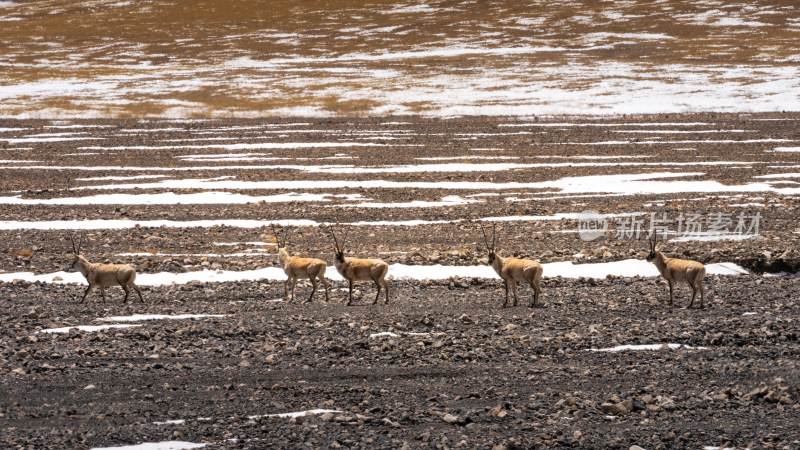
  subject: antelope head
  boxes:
[645,233,659,262]
[478,222,497,264]
[327,224,349,264]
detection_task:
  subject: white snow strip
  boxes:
[75,175,169,181]
[671,233,759,242]
[335,195,479,208]
[499,122,714,127]
[213,241,273,246]
[2,137,103,143]
[118,252,273,258]
[268,161,752,174]
[755,173,800,178]
[79,142,389,151]
[37,324,142,334]
[742,312,757,316]
[0,212,617,231]
[4,61,800,117]
[560,139,794,145]
[96,314,226,323]
[0,218,320,230]
[369,332,400,338]
[588,343,707,352]
[768,147,800,152]
[534,155,652,160]
[66,172,800,196]
[415,156,519,160]
[0,192,361,205]
[611,129,748,134]
[0,160,752,173]
[153,420,186,425]
[248,409,340,419]
[0,260,750,286]
[389,260,750,280]
[90,442,206,450]
[43,125,114,129]
[370,331,429,338]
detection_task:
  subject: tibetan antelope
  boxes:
[69,232,144,303]
[271,225,330,303]
[645,234,706,308]
[327,225,389,306]
[479,222,543,308]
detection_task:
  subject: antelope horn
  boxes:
[327,225,340,253]
[282,227,289,248]
[340,226,350,251]
[69,233,76,255]
[478,222,491,251]
[270,224,282,247]
[77,231,84,255]
[491,223,497,252]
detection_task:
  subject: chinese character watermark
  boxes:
[577,211,762,242]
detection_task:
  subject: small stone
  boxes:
[621,399,634,413]
[764,391,781,403]
[443,413,459,423]
[321,412,335,422]
[630,446,646,450]
[381,417,400,428]
[84,384,96,390]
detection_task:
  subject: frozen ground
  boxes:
[1,1,799,447]
[1,115,799,449]
[1,0,800,118]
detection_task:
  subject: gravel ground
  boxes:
[1,114,799,448]
[1,277,798,449]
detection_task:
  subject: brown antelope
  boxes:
[271,225,330,303]
[327,225,389,306]
[69,232,144,303]
[479,222,543,308]
[645,234,706,308]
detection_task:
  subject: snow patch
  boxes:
[37,324,142,334]
[0,261,750,286]
[153,419,186,425]
[248,409,340,419]
[90,442,206,450]
[588,343,707,352]
[0,192,362,205]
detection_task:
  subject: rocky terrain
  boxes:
[1,276,798,449]
[1,114,799,448]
